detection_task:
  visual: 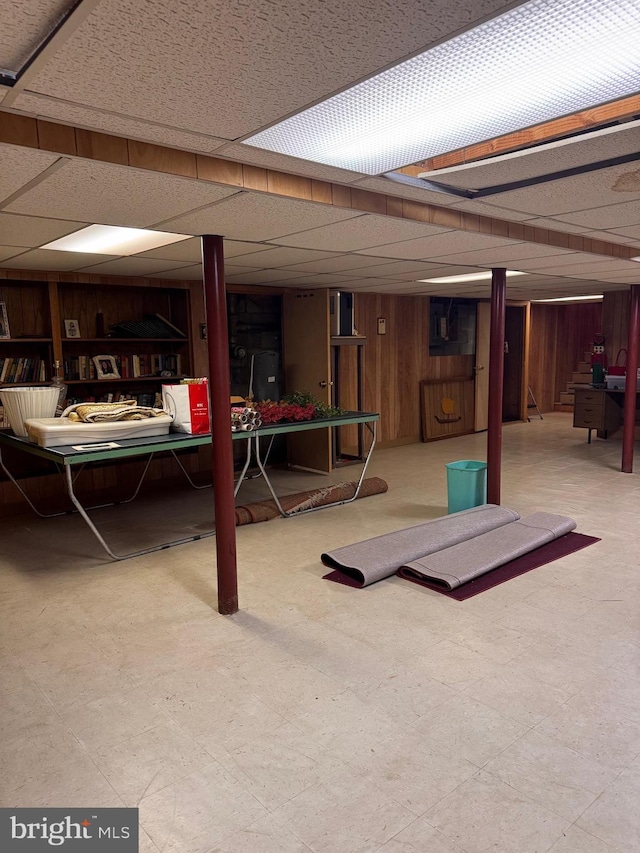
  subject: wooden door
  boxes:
[474,301,490,431]
[503,304,530,422]
[282,290,332,472]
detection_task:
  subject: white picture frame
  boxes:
[0,302,10,339]
[64,319,81,338]
[93,355,120,380]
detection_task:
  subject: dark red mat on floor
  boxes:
[323,532,600,599]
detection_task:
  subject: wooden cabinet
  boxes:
[573,387,622,441]
[421,377,475,441]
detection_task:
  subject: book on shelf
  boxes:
[63,353,182,380]
[0,357,47,383]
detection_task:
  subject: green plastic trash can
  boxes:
[445,460,487,514]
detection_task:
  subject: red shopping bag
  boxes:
[162,380,211,434]
[608,349,627,376]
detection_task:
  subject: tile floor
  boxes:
[1,412,639,852]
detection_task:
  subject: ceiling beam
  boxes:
[0,109,638,262]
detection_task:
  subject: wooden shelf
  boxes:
[0,381,51,387]
[0,338,53,343]
[65,376,187,385]
[63,337,187,343]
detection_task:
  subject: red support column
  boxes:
[621,284,640,474]
[201,235,238,614]
[487,269,506,505]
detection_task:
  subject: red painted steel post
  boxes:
[201,235,238,614]
[621,284,640,474]
[487,269,506,505]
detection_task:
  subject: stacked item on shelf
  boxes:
[231,405,262,432]
[0,357,47,383]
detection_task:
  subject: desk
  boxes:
[573,387,638,443]
[0,411,378,560]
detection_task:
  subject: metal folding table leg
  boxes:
[252,422,377,518]
[171,437,253,497]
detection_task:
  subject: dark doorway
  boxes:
[503,306,525,422]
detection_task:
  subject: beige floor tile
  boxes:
[217,721,343,811]
[409,639,501,691]
[60,686,171,751]
[347,726,478,816]
[353,660,457,721]
[577,766,640,853]
[411,694,528,767]
[213,813,312,853]
[0,657,58,736]
[447,621,534,664]
[289,689,399,762]
[139,762,267,853]
[374,820,468,851]
[484,729,618,822]
[33,659,139,712]
[463,666,572,727]
[273,766,415,853]
[425,770,570,853]
[0,718,123,807]
[534,692,640,771]
[90,720,215,806]
[547,826,619,853]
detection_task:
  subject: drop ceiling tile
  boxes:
[224,264,263,276]
[223,269,303,285]
[279,254,402,274]
[337,259,450,279]
[518,217,590,234]
[0,246,29,263]
[134,237,201,262]
[26,0,512,138]
[0,213,87,247]
[355,231,517,260]
[533,259,640,275]
[223,240,276,258]
[575,269,640,281]
[510,253,598,271]
[226,247,342,269]
[285,273,364,287]
[351,176,461,206]
[13,93,229,154]
[603,224,640,243]
[274,214,451,251]
[74,257,196,276]
[144,264,202,280]
[6,158,240,227]
[218,143,364,184]
[579,231,639,246]
[557,201,640,230]
[0,144,61,204]
[161,192,361,241]
[488,163,640,218]
[426,243,578,265]
[3,249,120,271]
[446,198,532,220]
[1,0,74,70]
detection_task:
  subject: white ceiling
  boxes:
[0,0,639,300]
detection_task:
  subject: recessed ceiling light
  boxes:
[532,294,604,302]
[41,225,192,256]
[243,0,640,174]
[418,271,528,284]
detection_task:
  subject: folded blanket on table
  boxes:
[62,402,169,422]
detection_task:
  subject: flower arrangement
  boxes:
[250,391,345,425]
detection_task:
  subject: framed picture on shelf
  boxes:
[0,302,10,339]
[93,355,120,379]
[64,319,81,338]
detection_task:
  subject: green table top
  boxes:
[0,411,379,465]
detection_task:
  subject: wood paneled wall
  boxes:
[347,293,474,447]
[528,302,602,412]
[602,290,639,367]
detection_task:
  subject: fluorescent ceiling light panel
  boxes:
[41,225,192,256]
[243,0,640,174]
[533,294,603,302]
[419,270,528,284]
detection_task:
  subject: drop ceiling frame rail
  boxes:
[0,109,636,262]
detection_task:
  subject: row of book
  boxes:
[63,353,183,381]
[65,392,164,408]
[0,357,47,384]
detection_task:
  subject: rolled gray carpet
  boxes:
[321,504,520,586]
[400,512,576,590]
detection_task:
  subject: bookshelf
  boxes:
[0,281,53,391]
